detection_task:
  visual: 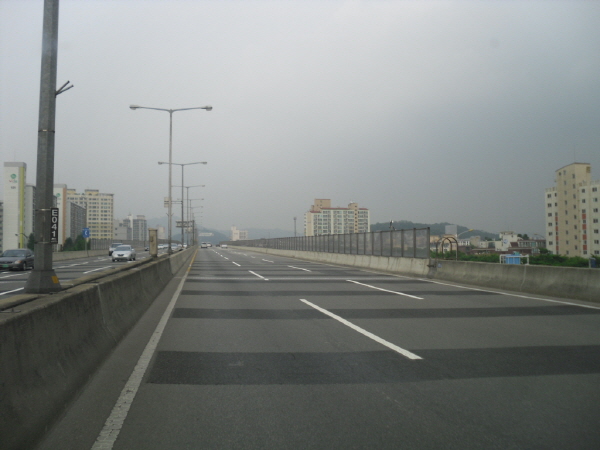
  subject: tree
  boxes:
[27,233,35,251]
[62,237,75,252]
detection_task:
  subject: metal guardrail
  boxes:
[227,228,430,259]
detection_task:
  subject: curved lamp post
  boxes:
[130,104,212,253]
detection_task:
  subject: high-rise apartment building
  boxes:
[304,199,370,236]
[131,215,148,242]
[53,184,68,245]
[67,189,114,240]
[66,202,87,241]
[544,163,600,257]
[231,226,248,241]
[3,162,30,249]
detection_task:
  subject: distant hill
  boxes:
[371,220,497,239]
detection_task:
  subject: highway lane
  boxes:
[0,249,157,299]
[36,247,600,449]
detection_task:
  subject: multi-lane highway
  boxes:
[36,247,600,449]
[0,249,156,300]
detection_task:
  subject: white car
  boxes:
[221,244,228,249]
[112,245,136,262]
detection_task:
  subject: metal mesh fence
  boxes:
[228,228,430,259]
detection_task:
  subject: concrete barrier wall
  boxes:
[232,246,600,303]
[0,249,194,450]
[52,249,107,261]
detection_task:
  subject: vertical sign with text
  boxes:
[50,208,59,243]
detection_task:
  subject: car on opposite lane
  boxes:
[0,248,34,271]
[112,245,136,262]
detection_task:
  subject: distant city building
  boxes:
[494,231,521,252]
[114,219,129,241]
[304,199,370,236]
[545,163,600,257]
[25,184,36,242]
[156,226,166,240]
[66,202,87,241]
[131,215,148,242]
[0,201,3,251]
[54,184,68,245]
[3,162,30,249]
[231,226,248,241]
[67,189,114,240]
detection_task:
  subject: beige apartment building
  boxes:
[544,163,600,257]
[304,199,370,236]
[67,189,114,240]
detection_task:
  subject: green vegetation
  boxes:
[62,235,88,252]
[27,233,35,251]
[432,249,598,268]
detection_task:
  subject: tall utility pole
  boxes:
[26,0,65,293]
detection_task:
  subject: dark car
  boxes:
[109,242,123,256]
[0,248,34,271]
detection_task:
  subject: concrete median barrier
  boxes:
[0,249,194,450]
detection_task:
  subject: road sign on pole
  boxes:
[82,227,90,238]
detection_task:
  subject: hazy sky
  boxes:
[2,0,599,236]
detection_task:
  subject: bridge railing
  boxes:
[228,227,430,259]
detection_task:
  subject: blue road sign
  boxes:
[82,227,90,238]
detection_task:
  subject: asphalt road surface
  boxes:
[0,249,157,299]
[36,248,600,449]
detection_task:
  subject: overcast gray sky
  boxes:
[2,0,599,236]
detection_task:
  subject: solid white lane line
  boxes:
[249,271,268,280]
[347,280,423,300]
[288,265,312,272]
[416,278,600,310]
[92,251,196,449]
[0,287,24,296]
[83,266,112,274]
[232,262,241,267]
[300,299,422,360]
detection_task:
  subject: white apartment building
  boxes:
[67,189,114,240]
[231,226,248,241]
[544,163,600,257]
[3,162,31,249]
[53,184,68,246]
[128,214,148,242]
[304,199,370,236]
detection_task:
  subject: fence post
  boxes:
[413,228,417,258]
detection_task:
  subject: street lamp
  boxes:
[130,104,212,253]
[176,186,205,245]
[159,161,207,247]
